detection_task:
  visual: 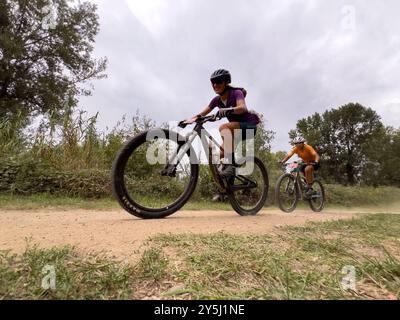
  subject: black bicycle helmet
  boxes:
[210,69,231,84]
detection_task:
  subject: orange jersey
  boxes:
[288,144,318,163]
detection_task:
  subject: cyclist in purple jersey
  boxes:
[184,69,261,178]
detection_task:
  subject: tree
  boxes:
[385,128,400,186]
[290,103,385,185]
[362,127,400,187]
[254,113,275,155]
[0,0,107,124]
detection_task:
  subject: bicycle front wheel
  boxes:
[275,173,299,213]
[227,157,269,216]
[112,129,199,219]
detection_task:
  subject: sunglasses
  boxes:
[211,78,224,85]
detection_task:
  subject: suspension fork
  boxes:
[284,172,295,192]
[284,172,301,199]
[296,173,304,200]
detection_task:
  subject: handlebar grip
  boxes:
[217,109,234,118]
[178,121,188,129]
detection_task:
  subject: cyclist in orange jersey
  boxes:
[279,137,321,198]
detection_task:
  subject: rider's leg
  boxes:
[219,122,240,161]
[219,122,240,177]
[305,165,314,186]
[304,165,315,196]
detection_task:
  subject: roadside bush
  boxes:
[324,184,400,207]
[0,159,111,198]
[1,109,399,205]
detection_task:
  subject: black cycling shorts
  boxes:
[237,122,257,142]
[300,162,320,174]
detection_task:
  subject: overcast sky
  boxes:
[80,0,400,152]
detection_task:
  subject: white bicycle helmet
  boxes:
[293,137,306,144]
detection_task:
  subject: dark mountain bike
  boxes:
[112,114,269,219]
[275,162,325,213]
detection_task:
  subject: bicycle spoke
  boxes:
[308,180,325,212]
[123,138,192,210]
[227,157,269,215]
[276,174,298,212]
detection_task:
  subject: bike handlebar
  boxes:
[178,114,222,129]
[282,161,300,166]
[281,161,318,172]
[282,161,319,166]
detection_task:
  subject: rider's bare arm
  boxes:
[232,98,247,114]
[280,155,290,164]
[306,149,320,165]
[280,150,295,164]
[185,106,213,123]
[217,99,247,116]
[194,106,213,118]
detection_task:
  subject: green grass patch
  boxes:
[136,248,168,281]
[0,193,233,211]
[149,214,400,299]
[0,243,177,300]
[325,185,400,207]
[0,245,134,299]
[1,184,400,211]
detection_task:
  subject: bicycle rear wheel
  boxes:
[227,157,269,216]
[112,129,199,219]
[275,173,299,213]
[308,179,325,212]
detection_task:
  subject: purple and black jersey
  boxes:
[208,88,260,124]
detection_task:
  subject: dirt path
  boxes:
[0,207,395,262]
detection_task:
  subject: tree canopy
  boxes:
[0,0,107,124]
[289,103,397,186]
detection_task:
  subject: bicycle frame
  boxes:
[196,121,226,193]
[165,116,257,193]
[291,171,308,201]
[283,163,308,201]
[283,162,324,201]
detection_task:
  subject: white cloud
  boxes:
[376,102,400,127]
[125,0,168,36]
[124,0,189,37]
